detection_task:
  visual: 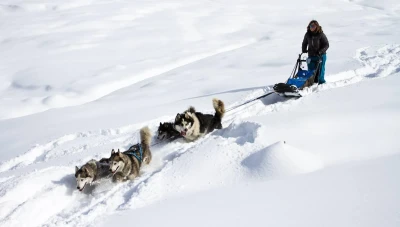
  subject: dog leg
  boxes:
[143,153,152,165]
[127,172,138,181]
[112,172,125,183]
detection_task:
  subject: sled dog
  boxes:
[109,126,152,182]
[75,158,110,191]
[174,98,225,141]
[157,122,181,141]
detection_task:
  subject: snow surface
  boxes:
[0,0,399,226]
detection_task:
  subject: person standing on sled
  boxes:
[302,20,329,84]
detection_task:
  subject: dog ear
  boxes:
[160,122,162,126]
[82,166,88,173]
[75,166,79,174]
[111,149,115,155]
[175,113,180,122]
[188,106,196,113]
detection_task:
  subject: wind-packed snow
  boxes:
[0,0,399,226]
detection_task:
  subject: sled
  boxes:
[273,53,322,97]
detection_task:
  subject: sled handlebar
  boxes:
[299,52,323,62]
[298,53,307,63]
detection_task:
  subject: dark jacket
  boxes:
[302,26,329,56]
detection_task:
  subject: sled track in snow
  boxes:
[0,44,398,226]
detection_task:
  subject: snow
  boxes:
[0,0,399,226]
[241,141,324,178]
[100,153,400,227]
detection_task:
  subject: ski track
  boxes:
[0,44,398,226]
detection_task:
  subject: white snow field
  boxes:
[0,0,399,226]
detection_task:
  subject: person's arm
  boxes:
[319,33,329,54]
[302,33,308,53]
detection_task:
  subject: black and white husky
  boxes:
[174,98,225,141]
[157,122,181,141]
[75,158,110,192]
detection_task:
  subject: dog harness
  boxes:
[124,143,143,164]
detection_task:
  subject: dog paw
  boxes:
[127,174,137,181]
[143,156,152,165]
[112,173,124,183]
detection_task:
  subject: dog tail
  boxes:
[213,98,225,119]
[140,126,152,147]
[187,106,196,113]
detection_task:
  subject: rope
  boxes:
[225,91,276,113]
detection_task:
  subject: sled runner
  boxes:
[273,53,322,97]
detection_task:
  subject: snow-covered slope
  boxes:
[101,153,400,227]
[0,0,399,226]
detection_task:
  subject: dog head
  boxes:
[75,165,94,192]
[109,149,125,174]
[174,112,194,137]
[157,122,170,140]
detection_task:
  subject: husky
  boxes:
[75,157,110,192]
[157,122,181,141]
[109,126,152,183]
[174,98,225,141]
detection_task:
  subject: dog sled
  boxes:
[273,53,322,97]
